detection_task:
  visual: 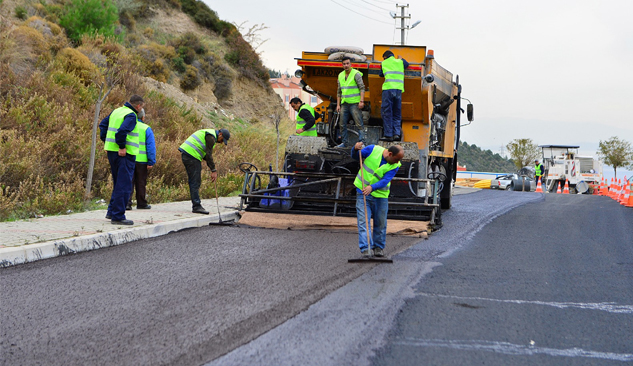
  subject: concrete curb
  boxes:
[0,211,240,268]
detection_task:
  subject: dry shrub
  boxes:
[56,47,99,85]
[180,64,200,90]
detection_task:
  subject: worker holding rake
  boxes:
[351,142,404,257]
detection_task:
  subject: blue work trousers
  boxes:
[107,151,136,221]
[340,103,364,146]
[356,193,388,251]
[381,89,402,138]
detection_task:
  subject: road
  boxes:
[2,190,632,365]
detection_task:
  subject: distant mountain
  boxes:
[457,141,517,173]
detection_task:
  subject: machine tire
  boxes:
[440,160,453,210]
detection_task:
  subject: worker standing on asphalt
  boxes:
[379,50,409,142]
[351,142,404,257]
[127,108,156,210]
[99,95,143,225]
[179,128,230,214]
[534,159,543,187]
[290,97,317,136]
[336,56,365,148]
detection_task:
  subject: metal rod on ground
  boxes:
[215,179,223,224]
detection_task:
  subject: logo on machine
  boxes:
[312,69,338,77]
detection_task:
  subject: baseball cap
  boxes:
[219,128,230,145]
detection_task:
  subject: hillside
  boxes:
[457,141,517,173]
[0,0,289,220]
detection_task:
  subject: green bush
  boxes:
[15,6,27,20]
[171,56,186,72]
[60,0,119,43]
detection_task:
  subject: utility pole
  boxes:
[394,4,410,45]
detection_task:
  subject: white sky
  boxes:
[206,0,633,175]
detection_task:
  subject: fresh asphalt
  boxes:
[369,193,633,366]
[2,190,631,365]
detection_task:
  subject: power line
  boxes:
[329,0,394,25]
[341,0,392,16]
[365,0,398,4]
[359,0,393,12]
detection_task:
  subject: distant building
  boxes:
[270,75,322,121]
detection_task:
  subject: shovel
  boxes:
[209,178,235,226]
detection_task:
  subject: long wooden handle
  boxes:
[358,149,371,250]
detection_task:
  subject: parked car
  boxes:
[491,174,535,191]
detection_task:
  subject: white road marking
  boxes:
[393,338,633,361]
[416,292,633,314]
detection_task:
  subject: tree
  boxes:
[60,0,119,43]
[597,136,633,178]
[506,138,540,171]
[233,21,269,55]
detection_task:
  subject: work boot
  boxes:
[335,143,346,148]
[380,136,393,142]
[137,205,151,209]
[361,249,372,257]
[393,135,401,141]
[373,248,384,257]
[111,219,134,225]
[192,206,209,214]
[126,203,132,210]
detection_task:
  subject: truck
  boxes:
[239,44,473,228]
[539,145,603,193]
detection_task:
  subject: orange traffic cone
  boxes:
[598,178,606,196]
[618,177,628,204]
[535,179,543,193]
[613,179,622,201]
[556,181,563,194]
[609,178,618,198]
[625,182,633,208]
[620,183,630,205]
[563,180,570,194]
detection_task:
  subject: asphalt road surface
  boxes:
[2,190,631,366]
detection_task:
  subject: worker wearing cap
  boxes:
[290,97,317,137]
[179,128,230,214]
[127,108,156,210]
[534,159,543,187]
[99,95,143,225]
[351,142,404,257]
[379,50,409,142]
[335,56,366,148]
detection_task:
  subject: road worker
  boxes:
[99,95,143,225]
[351,142,404,257]
[336,56,365,148]
[290,97,317,137]
[379,50,409,142]
[179,128,230,214]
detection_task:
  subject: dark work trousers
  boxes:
[381,89,402,138]
[128,163,149,208]
[181,152,203,209]
[106,151,136,221]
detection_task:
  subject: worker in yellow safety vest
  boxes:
[290,97,317,137]
[534,159,543,187]
[351,142,404,257]
[127,108,156,210]
[336,56,366,148]
[379,50,409,142]
[179,128,231,214]
[99,95,144,225]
